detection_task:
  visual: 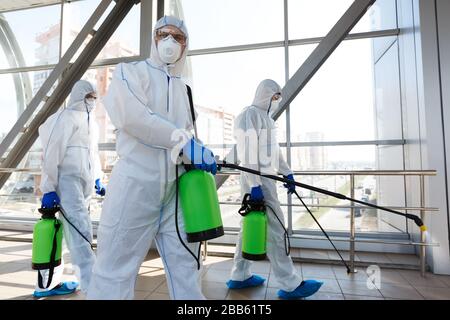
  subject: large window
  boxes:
[0,1,408,240]
[170,0,405,235]
[0,1,141,223]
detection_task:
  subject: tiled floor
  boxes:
[1,239,450,300]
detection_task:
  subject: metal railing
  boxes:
[0,167,438,276]
[217,169,438,276]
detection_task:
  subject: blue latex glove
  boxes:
[283,174,296,194]
[182,138,217,175]
[95,179,106,196]
[250,186,264,202]
[41,192,60,209]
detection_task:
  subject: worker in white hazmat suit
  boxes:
[226,79,323,299]
[87,16,216,300]
[35,80,105,298]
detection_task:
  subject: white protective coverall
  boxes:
[230,79,303,292]
[37,80,101,294]
[87,16,204,300]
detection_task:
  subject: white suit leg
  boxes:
[263,180,302,292]
[229,220,254,281]
[87,168,160,300]
[156,197,205,300]
[57,175,96,294]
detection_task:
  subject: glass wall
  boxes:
[0,1,409,241]
[167,0,406,235]
[0,1,141,223]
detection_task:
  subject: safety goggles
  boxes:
[155,28,187,45]
[85,93,97,100]
[272,93,282,101]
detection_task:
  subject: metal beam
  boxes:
[0,28,399,75]
[157,0,164,19]
[140,0,153,59]
[215,0,376,189]
[273,0,376,119]
[0,14,32,115]
[0,0,113,159]
[0,0,140,188]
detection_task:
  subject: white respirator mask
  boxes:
[157,36,182,64]
[85,98,96,112]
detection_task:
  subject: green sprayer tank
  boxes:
[32,207,63,270]
[242,210,267,260]
[239,194,268,261]
[179,169,224,242]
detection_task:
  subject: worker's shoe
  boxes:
[33,281,78,298]
[277,280,323,299]
[226,275,266,289]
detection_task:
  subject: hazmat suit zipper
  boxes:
[86,106,92,173]
[163,74,170,200]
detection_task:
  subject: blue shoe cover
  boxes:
[33,281,78,298]
[226,275,266,289]
[277,280,324,299]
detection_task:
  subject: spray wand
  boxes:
[217,161,427,231]
[217,160,427,273]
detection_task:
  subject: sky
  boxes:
[0,0,398,165]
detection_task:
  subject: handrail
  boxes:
[0,166,438,276]
[218,169,437,176]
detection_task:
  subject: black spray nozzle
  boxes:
[238,193,266,216]
[38,205,60,218]
[406,214,427,231]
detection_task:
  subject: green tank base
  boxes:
[32,259,62,270]
[243,252,267,261]
[186,226,224,243]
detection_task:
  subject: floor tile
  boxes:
[337,279,383,297]
[378,283,423,300]
[226,285,266,300]
[399,270,448,288]
[135,273,166,292]
[414,286,450,300]
[344,294,384,300]
[302,263,336,279]
[333,266,370,281]
[313,278,342,294]
[376,268,410,285]
[305,292,344,300]
[134,290,151,300]
[146,292,170,300]
[202,281,229,300]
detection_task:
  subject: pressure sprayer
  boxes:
[217,160,427,273]
[175,164,225,270]
[237,193,292,261]
[32,205,94,288]
[238,194,268,260]
[32,206,63,289]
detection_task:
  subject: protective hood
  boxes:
[251,79,282,113]
[67,80,96,112]
[150,15,189,77]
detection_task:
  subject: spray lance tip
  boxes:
[408,214,427,232]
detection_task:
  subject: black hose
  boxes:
[218,161,426,229]
[175,165,202,270]
[58,208,94,251]
[293,190,351,273]
[265,204,290,256]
